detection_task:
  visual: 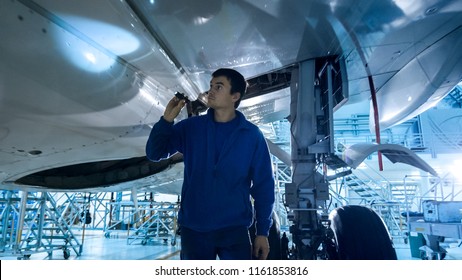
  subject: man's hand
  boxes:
[253,235,270,260]
[163,96,186,122]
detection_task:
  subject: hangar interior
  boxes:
[2,0,462,262]
[1,83,461,261]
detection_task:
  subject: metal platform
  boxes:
[0,191,82,259]
[103,201,179,247]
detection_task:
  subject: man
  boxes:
[146,68,275,260]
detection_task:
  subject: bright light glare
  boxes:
[393,0,422,16]
[139,87,158,105]
[53,16,140,73]
[84,52,96,64]
[449,160,462,182]
[193,16,212,25]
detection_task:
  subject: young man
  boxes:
[146,68,275,260]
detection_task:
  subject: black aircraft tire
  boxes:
[266,212,282,260]
[329,205,397,260]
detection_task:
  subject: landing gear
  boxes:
[328,205,397,260]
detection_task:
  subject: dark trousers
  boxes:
[180,226,252,260]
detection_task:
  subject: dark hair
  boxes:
[212,68,247,108]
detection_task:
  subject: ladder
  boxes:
[103,201,179,246]
[325,156,416,243]
[0,191,82,259]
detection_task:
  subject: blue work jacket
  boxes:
[146,109,275,236]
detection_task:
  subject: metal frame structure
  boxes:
[0,191,82,259]
[103,200,179,246]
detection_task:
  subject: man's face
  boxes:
[207,76,239,110]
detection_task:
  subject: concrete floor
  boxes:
[1,229,461,260]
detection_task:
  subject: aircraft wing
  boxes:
[0,0,460,192]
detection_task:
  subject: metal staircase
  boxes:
[54,193,88,227]
[440,83,462,108]
[0,191,82,259]
[342,172,388,204]
[103,201,179,246]
[127,202,179,246]
[325,156,420,243]
[51,192,112,230]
